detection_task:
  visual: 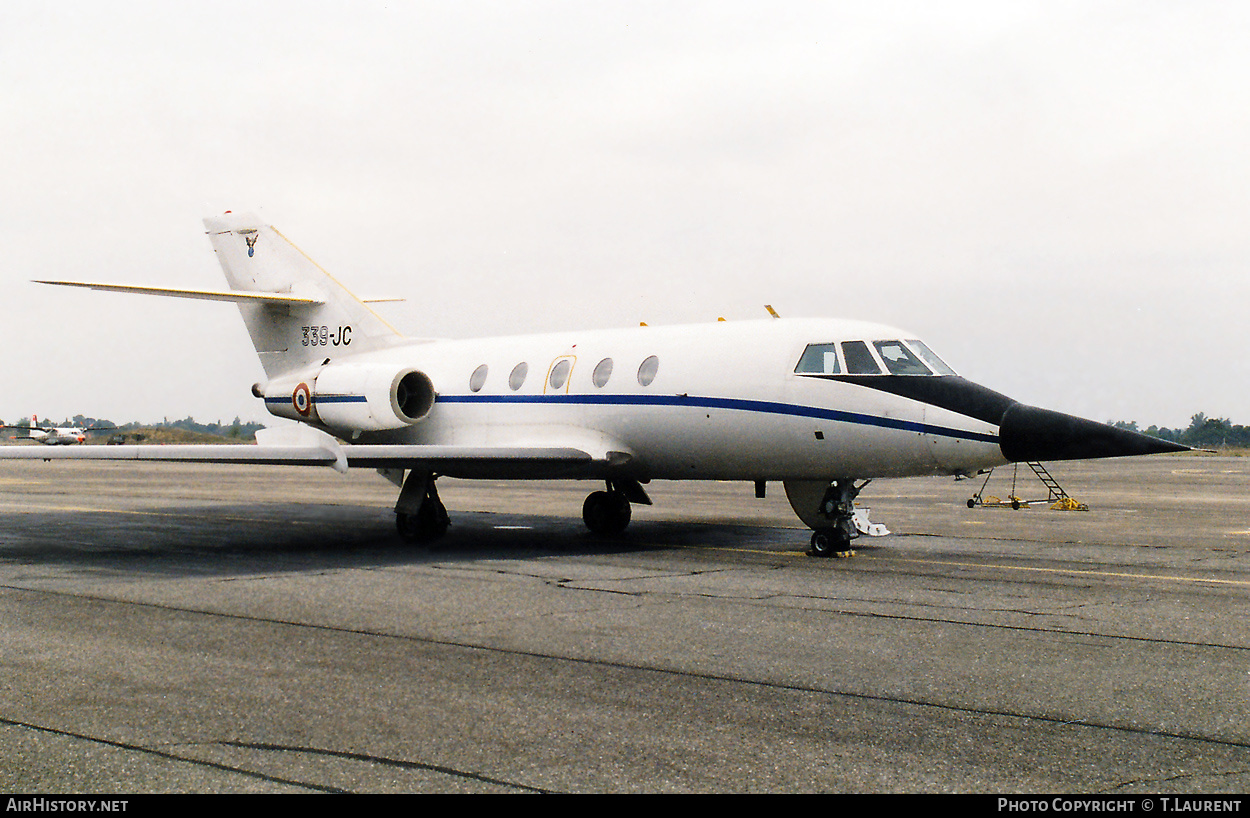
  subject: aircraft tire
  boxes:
[808,527,851,558]
[396,502,450,543]
[396,512,419,541]
[583,490,631,535]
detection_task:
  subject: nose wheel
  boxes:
[809,527,855,558]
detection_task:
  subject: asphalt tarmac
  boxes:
[0,453,1247,793]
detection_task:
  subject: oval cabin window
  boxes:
[592,358,613,388]
[509,362,528,391]
[549,359,572,390]
[638,355,659,387]
[469,364,488,392]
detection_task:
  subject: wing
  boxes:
[0,441,597,479]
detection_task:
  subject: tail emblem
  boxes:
[245,233,258,257]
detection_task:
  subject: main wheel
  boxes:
[396,512,420,540]
[583,490,631,535]
[396,499,450,543]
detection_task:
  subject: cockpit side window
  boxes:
[873,341,931,375]
[841,341,882,374]
[905,340,957,375]
[794,343,841,374]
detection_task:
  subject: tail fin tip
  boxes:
[203,211,266,234]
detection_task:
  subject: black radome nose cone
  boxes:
[999,403,1189,463]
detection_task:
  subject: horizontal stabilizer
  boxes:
[33,280,325,306]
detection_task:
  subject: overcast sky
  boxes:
[3,1,1247,430]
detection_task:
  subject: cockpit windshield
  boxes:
[794,339,957,376]
[841,341,881,374]
[904,339,957,375]
[873,341,929,375]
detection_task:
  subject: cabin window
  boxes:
[592,358,613,388]
[906,340,957,375]
[794,343,841,374]
[873,341,930,375]
[509,362,528,391]
[469,364,488,392]
[638,355,659,386]
[840,341,882,375]
[549,359,572,390]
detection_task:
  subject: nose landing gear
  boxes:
[807,478,870,558]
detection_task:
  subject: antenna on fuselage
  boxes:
[764,305,780,318]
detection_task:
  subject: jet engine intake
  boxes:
[263,364,436,432]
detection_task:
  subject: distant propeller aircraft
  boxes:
[1,212,1187,556]
[3,415,106,445]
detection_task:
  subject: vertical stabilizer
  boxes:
[203,212,402,377]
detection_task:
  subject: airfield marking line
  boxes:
[674,542,1250,588]
[0,503,172,516]
[871,555,1250,587]
[0,503,337,525]
[0,504,220,518]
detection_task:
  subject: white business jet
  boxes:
[4,212,1186,556]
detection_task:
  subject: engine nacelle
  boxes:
[263,363,436,432]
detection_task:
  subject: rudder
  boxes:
[203,212,401,377]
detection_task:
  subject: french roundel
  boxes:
[292,382,312,417]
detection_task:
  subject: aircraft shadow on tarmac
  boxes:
[0,504,824,579]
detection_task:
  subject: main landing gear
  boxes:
[394,470,450,543]
[807,478,870,558]
[582,479,651,536]
[394,473,652,543]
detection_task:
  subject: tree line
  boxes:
[3,415,265,441]
[1112,413,1250,449]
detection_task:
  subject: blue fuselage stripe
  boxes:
[265,392,1000,444]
